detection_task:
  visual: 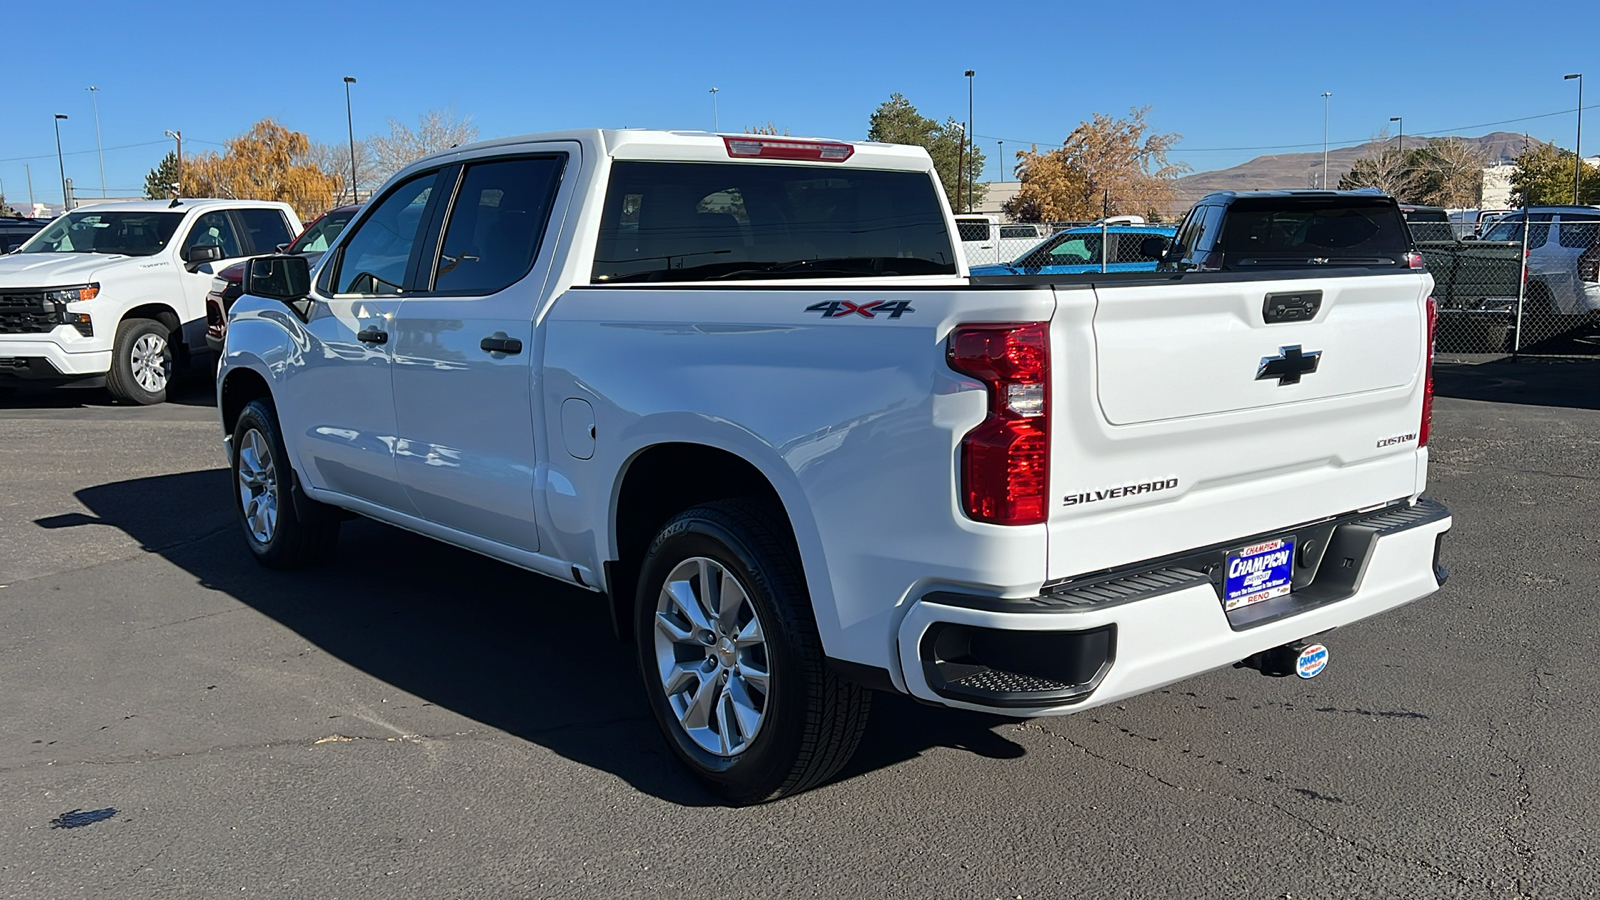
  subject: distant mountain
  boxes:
[1174,131,1544,197]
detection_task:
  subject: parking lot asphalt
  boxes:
[2,360,1598,899]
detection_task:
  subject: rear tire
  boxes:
[232,398,341,568]
[1519,283,1583,348]
[635,499,870,804]
[106,317,173,405]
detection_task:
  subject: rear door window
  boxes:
[592,162,957,283]
[956,219,992,242]
[427,156,566,294]
[1557,216,1600,249]
[1214,198,1411,267]
[1045,233,1102,263]
[235,208,294,254]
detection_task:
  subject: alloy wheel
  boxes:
[236,428,279,545]
[652,557,771,757]
[130,333,169,393]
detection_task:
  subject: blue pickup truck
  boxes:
[970,221,1177,276]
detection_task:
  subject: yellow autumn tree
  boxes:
[1004,107,1187,222]
[182,119,341,219]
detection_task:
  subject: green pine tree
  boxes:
[867,94,986,212]
[143,152,181,200]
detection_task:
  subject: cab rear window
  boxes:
[592,162,957,283]
[1216,198,1412,267]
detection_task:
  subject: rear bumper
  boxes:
[896,499,1451,714]
[0,338,112,383]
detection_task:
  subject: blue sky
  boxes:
[4,0,1595,207]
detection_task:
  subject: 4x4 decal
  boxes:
[805,300,915,319]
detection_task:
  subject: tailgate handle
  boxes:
[1263,290,1322,324]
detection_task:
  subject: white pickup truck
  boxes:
[0,199,300,403]
[216,131,1451,803]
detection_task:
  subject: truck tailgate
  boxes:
[1046,273,1433,582]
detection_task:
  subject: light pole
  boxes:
[997,139,1004,182]
[709,87,719,132]
[87,86,106,198]
[53,114,69,212]
[1566,73,1583,205]
[1390,116,1403,157]
[1321,92,1332,190]
[25,163,34,209]
[164,130,182,197]
[343,76,358,204]
[965,69,975,212]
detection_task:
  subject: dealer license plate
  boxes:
[1223,538,1296,610]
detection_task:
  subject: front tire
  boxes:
[232,398,341,568]
[106,317,173,405]
[635,499,870,804]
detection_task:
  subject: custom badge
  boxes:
[1295,644,1329,679]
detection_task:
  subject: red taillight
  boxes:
[1420,296,1436,447]
[722,136,854,162]
[1406,250,1425,269]
[948,323,1050,525]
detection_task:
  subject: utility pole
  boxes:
[343,76,359,204]
[53,114,70,212]
[1566,74,1584,205]
[25,163,35,209]
[957,122,966,214]
[965,69,976,212]
[87,86,106,198]
[164,130,183,197]
[710,87,719,133]
[1321,92,1333,190]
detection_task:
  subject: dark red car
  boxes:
[205,204,361,352]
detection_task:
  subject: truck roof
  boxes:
[63,198,293,215]
[1197,190,1400,203]
[404,128,936,173]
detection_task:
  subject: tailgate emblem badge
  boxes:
[1256,345,1322,386]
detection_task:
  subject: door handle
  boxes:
[480,335,523,355]
[357,327,388,345]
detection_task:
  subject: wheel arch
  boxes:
[121,302,183,339]
[219,364,274,440]
[607,441,810,643]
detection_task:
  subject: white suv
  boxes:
[0,199,300,403]
[1480,206,1600,339]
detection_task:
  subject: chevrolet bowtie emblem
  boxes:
[1256,345,1322,386]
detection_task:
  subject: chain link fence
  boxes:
[1426,215,1600,358]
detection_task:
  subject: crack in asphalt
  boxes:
[1485,713,1538,900]
[1022,720,1485,892]
[130,607,245,634]
[0,713,649,777]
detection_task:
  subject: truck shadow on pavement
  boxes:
[1,372,217,410]
[54,468,1027,805]
[1434,358,1600,411]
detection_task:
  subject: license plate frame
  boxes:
[1223,536,1296,611]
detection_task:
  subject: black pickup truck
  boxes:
[1404,206,1522,353]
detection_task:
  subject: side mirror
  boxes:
[185,244,224,265]
[246,254,311,303]
[1139,236,1170,260]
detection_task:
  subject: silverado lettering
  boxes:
[1064,478,1180,507]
